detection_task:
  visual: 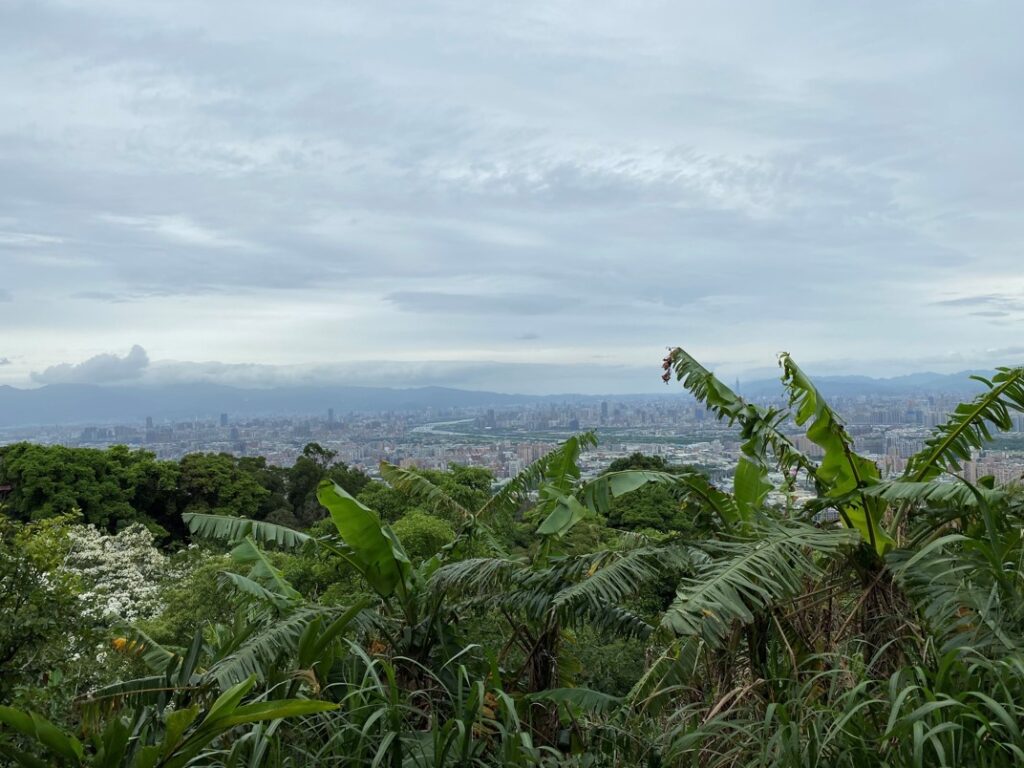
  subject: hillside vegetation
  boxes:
[2,347,1024,767]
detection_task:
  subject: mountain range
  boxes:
[0,370,995,428]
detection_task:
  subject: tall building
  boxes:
[145,416,153,429]
[328,407,336,424]
[220,413,229,427]
[601,401,609,423]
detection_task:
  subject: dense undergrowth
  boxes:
[2,347,1024,766]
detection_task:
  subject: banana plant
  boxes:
[655,346,1024,687]
[665,347,1024,553]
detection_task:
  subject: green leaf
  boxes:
[535,491,589,538]
[183,513,312,549]
[0,744,52,768]
[732,457,772,521]
[203,675,257,724]
[661,522,858,646]
[379,462,470,519]
[161,707,200,759]
[210,699,337,729]
[667,347,816,478]
[229,536,301,602]
[905,366,1024,482]
[0,706,83,764]
[780,352,894,554]
[316,479,410,598]
[522,687,621,714]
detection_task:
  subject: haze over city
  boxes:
[3,0,1024,394]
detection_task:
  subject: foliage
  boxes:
[390,510,456,562]
[4,349,1024,766]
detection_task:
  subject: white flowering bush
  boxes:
[64,523,187,623]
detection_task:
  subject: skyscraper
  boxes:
[220,413,229,427]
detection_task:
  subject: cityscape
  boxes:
[6,388,1024,490]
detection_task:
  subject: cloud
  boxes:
[138,358,662,394]
[386,291,558,315]
[97,214,258,251]
[0,357,11,366]
[0,230,63,246]
[933,294,1024,313]
[2,1,1024,387]
[31,345,150,385]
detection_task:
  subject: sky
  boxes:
[1,0,1023,394]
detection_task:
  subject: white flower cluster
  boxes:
[64,524,186,623]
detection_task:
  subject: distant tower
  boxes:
[328,407,335,424]
[735,377,741,395]
[601,401,609,423]
[220,412,229,427]
[145,415,153,429]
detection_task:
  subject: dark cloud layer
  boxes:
[2,1,1024,389]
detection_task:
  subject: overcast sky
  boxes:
[2,0,1023,393]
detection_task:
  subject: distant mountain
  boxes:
[0,382,677,427]
[0,382,544,427]
[0,370,997,427]
[737,370,991,399]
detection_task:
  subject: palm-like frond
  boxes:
[667,347,816,477]
[78,675,193,723]
[888,534,1023,653]
[862,479,1006,508]
[112,625,183,673]
[378,462,470,520]
[219,571,296,610]
[183,513,312,549]
[522,687,622,714]
[661,522,859,646]
[204,605,365,690]
[905,366,1024,482]
[428,556,525,598]
[579,469,739,526]
[551,546,689,616]
[477,433,597,522]
[230,536,301,602]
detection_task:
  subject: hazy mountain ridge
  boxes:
[0,370,995,427]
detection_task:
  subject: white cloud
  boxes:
[31,344,150,384]
[1,0,1023,389]
[97,214,258,250]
